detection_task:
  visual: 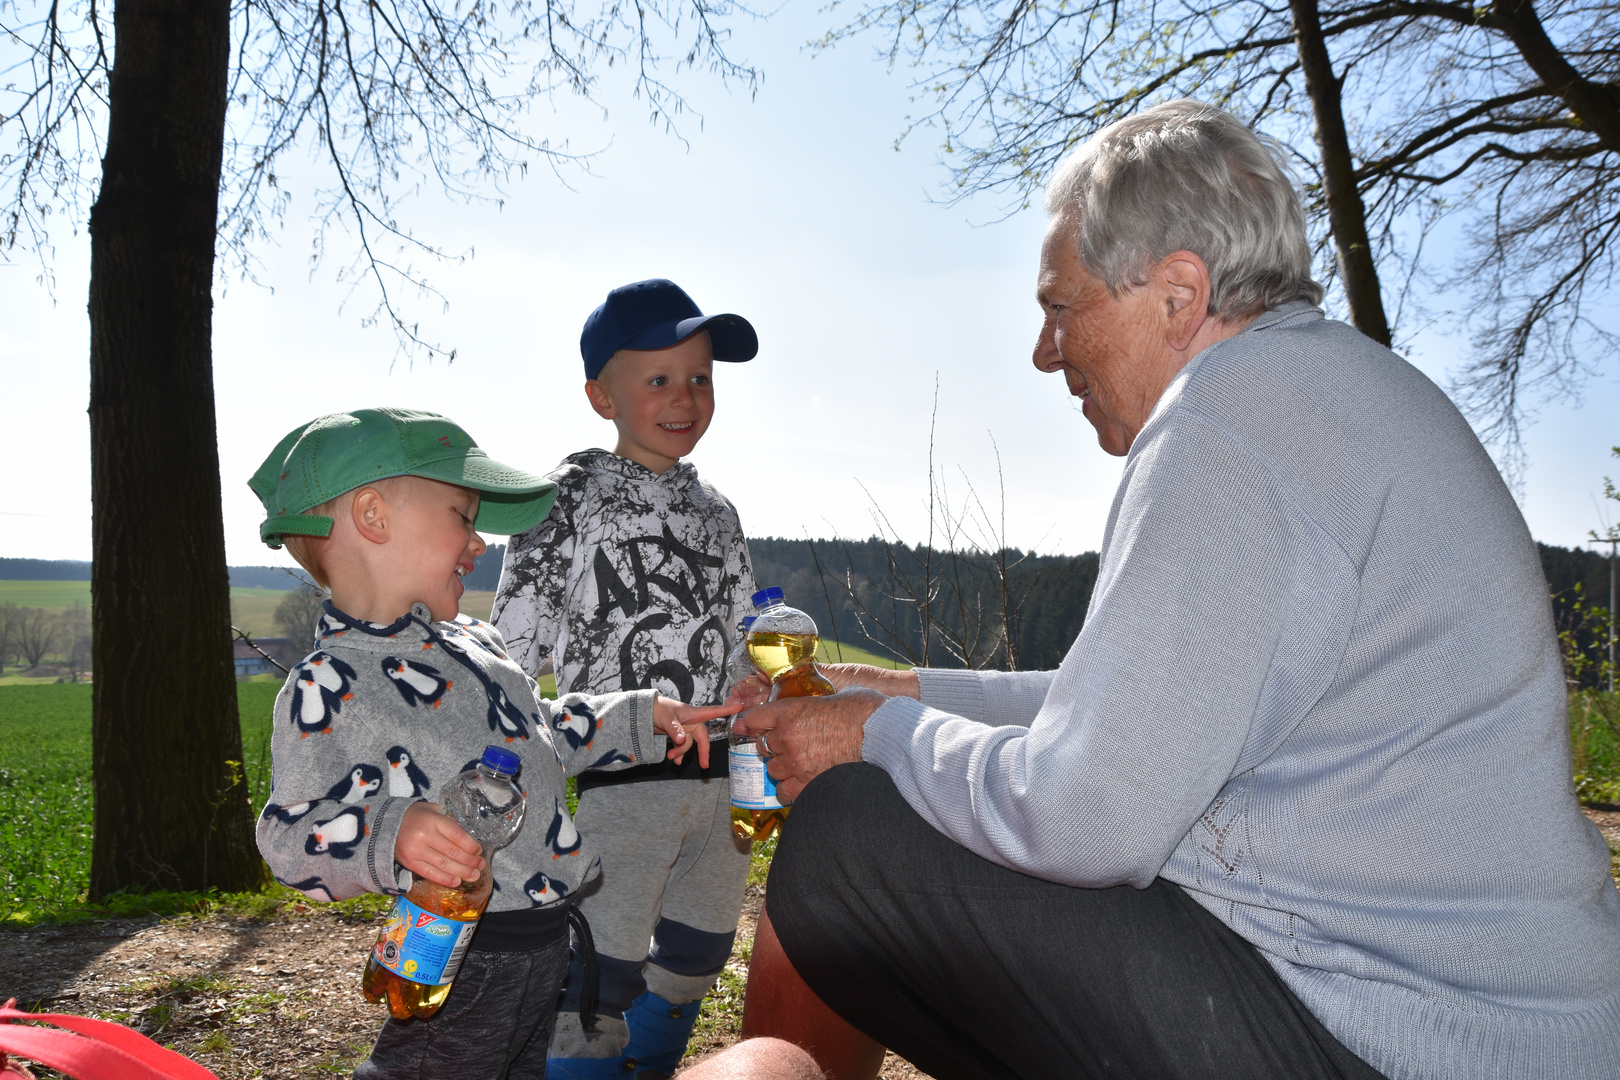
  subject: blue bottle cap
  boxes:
[481,745,522,775]
[751,587,784,607]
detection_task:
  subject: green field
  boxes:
[813,637,909,669]
[0,683,281,924]
[0,580,92,609]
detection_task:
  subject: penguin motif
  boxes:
[278,875,334,902]
[306,805,369,859]
[544,798,582,859]
[586,748,633,770]
[289,653,358,736]
[261,801,314,825]
[552,701,599,751]
[453,615,507,659]
[524,870,570,906]
[485,682,532,742]
[381,657,452,708]
[316,610,352,640]
[385,746,432,798]
[324,764,384,803]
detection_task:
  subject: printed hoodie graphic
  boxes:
[492,450,756,707]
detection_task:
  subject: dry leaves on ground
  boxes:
[0,883,928,1079]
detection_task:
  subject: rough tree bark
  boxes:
[87,0,262,896]
[1290,0,1392,346]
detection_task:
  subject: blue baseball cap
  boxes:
[580,279,758,379]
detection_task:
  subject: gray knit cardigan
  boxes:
[865,304,1620,1079]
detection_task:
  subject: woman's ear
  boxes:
[1159,251,1212,352]
[350,487,390,545]
[584,379,617,420]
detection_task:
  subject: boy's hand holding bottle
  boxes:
[397,803,487,888]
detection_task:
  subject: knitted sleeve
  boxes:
[915,668,1055,727]
[254,664,416,903]
[538,689,665,777]
[862,407,1357,889]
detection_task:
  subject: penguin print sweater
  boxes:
[492,450,755,705]
[256,600,666,913]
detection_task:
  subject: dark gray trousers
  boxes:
[766,763,1386,1080]
[354,931,570,1080]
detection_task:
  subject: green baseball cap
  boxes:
[250,408,558,548]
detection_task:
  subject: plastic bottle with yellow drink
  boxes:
[729,587,835,841]
[361,745,526,1019]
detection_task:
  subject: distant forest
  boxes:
[2,541,1612,681]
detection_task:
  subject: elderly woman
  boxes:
[735,101,1620,1080]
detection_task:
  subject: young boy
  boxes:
[250,407,735,1080]
[492,280,759,1079]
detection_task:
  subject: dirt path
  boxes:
[0,882,927,1079]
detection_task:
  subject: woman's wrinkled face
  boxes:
[1032,221,1171,457]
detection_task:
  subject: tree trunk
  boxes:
[1289,0,1393,347]
[87,0,261,896]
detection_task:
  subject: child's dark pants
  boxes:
[354,912,571,1080]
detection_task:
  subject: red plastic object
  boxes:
[0,999,220,1080]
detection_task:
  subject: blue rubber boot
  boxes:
[545,1054,633,1079]
[621,991,702,1076]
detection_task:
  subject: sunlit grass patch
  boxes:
[747,836,777,889]
[196,1029,233,1054]
[690,925,754,1055]
[143,971,237,999]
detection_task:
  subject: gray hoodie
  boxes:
[492,450,755,705]
[256,600,664,912]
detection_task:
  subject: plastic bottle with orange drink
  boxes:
[361,745,526,1019]
[729,588,835,841]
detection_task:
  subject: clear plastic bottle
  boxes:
[709,614,758,741]
[729,589,834,841]
[362,745,527,1019]
[747,590,836,700]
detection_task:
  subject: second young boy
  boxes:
[493,279,760,1078]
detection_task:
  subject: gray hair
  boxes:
[1045,100,1323,320]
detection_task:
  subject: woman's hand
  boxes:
[741,687,888,802]
[396,801,486,887]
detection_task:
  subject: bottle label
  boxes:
[372,895,480,987]
[729,742,783,810]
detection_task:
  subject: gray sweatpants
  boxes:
[550,775,751,1059]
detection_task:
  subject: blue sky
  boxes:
[4,4,1618,569]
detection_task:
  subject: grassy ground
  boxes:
[226,587,296,639]
[0,580,92,609]
[1571,690,1620,805]
[0,684,95,924]
[0,683,283,926]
